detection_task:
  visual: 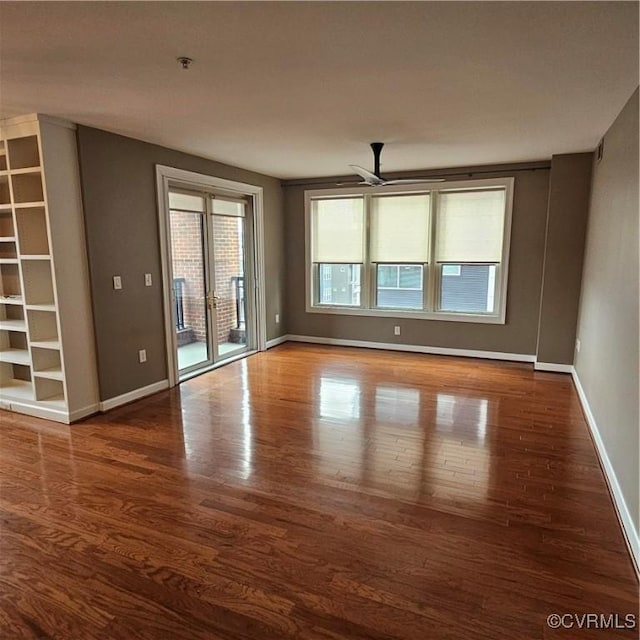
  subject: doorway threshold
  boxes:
[179,349,257,383]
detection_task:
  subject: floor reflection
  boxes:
[435,392,489,440]
[319,376,361,421]
[239,360,252,479]
[308,367,496,502]
[375,386,420,424]
[179,360,253,480]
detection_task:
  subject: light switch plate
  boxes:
[144,273,152,286]
[113,275,122,290]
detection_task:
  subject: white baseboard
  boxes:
[534,362,573,373]
[0,398,99,424]
[2,400,71,424]
[99,380,169,412]
[68,403,100,422]
[571,368,640,575]
[285,334,536,363]
[266,335,288,349]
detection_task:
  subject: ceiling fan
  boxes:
[348,142,444,186]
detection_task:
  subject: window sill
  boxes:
[306,304,506,325]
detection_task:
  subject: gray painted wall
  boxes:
[537,153,593,364]
[574,88,639,534]
[284,164,551,355]
[77,126,285,401]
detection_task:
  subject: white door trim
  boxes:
[155,165,267,388]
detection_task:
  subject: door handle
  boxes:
[206,292,220,308]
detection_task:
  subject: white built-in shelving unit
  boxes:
[0,114,99,423]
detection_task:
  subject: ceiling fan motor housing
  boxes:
[370,142,384,177]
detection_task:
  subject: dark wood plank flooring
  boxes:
[1,344,638,639]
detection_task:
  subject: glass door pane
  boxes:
[211,203,248,362]
[168,198,213,374]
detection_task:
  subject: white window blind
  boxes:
[211,197,245,217]
[168,191,205,213]
[436,189,506,262]
[312,197,364,263]
[370,194,431,262]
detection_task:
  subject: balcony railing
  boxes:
[230,275,245,328]
[173,275,244,332]
[173,277,186,330]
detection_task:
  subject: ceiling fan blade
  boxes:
[383,177,445,184]
[348,146,445,186]
[349,164,385,185]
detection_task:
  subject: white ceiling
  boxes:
[0,2,637,179]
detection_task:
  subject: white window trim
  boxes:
[304,177,514,325]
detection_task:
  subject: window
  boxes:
[319,264,361,305]
[370,193,429,310]
[376,264,423,309]
[312,197,364,307]
[440,264,496,313]
[435,189,505,314]
[306,178,513,323]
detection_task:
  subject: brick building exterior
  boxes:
[212,215,244,344]
[169,211,244,347]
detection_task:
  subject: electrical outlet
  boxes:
[144,273,152,287]
[113,275,122,290]
[575,338,581,353]
[138,349,147,363]
[394,325,401,336]
[275,313,280,324]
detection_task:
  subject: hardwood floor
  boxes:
[0,343,637,639]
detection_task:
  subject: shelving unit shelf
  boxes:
[0,347,30,365]
[0,114,99,423]
[0,319,27,331]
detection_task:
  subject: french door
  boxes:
[168,187,255,379]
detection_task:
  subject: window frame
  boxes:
[305,177,514,324]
